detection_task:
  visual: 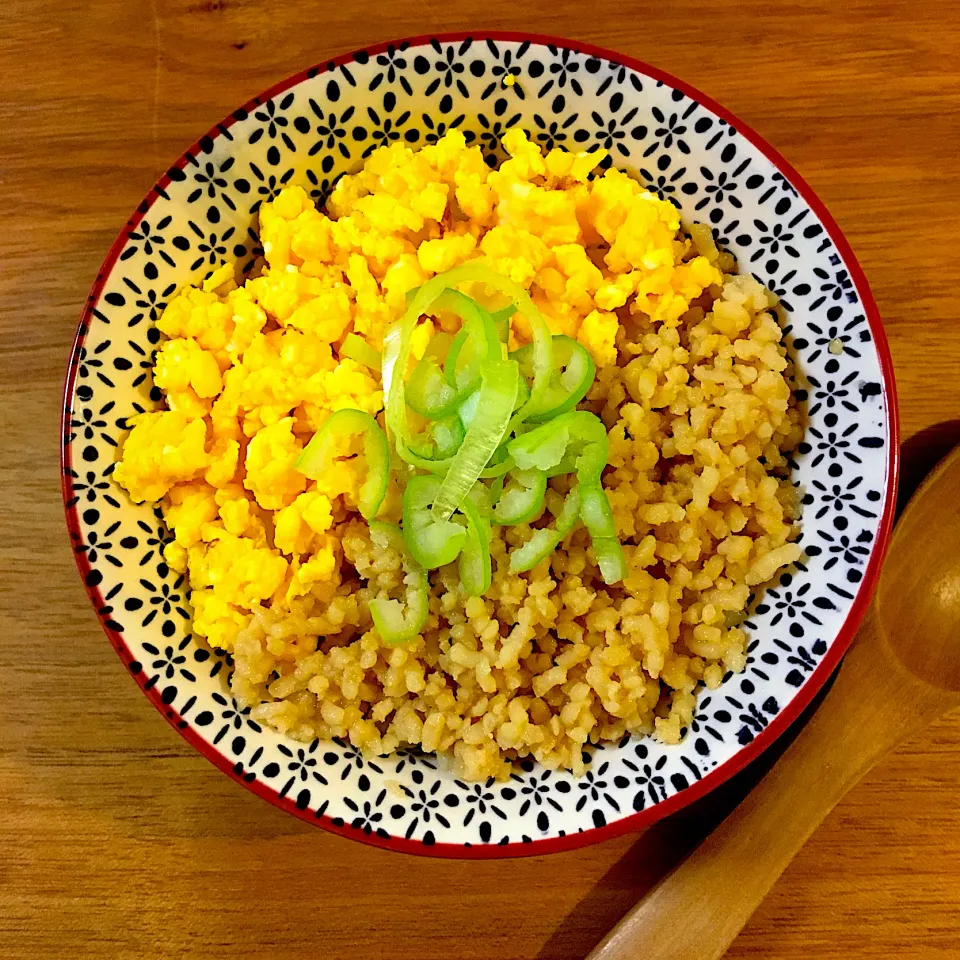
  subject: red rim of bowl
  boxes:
[61,30,900,859]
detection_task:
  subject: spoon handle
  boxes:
[586,607,955,960]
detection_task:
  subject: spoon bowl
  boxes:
[878,448,960,692]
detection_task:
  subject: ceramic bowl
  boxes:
[62,32,898,857]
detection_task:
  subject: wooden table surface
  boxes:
[4,0,960,957]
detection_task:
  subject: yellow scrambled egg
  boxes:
[115,128,722,656]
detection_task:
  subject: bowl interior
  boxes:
[62,34,896,856]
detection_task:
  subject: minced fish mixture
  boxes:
[115,129,802,781]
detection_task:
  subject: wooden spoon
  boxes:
[588,446,960,960]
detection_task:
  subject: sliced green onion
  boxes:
[402,474,468,568]
[580,483,617,539]
[466,480,494,522]
[509,420,571,473]
[340,332,381,371]
[384,278,506,472]
[457,387,481,430]
[511,335,596,422]
[296,408,389,521]
[423,330,454,361]
[457,495,492,597]
[443,326,491,396]
[407,286,501,360]
[581,483,623,584]
[437,289,502,360]
[479,454,515,479]
[513,377,530,412]
[508,411,608,481]
[492,468,547,525]
[368,521,430,645]
[430,416,465,459]
[407,415,466,462]
[491,304,515,345]
[509,487,582,573]
[571,422,609,487]
[443,326,475,391]
[544,451,579,478]
[420,264,554,424]
[386,268,623,586]
[407,355,460,419]
[505,410,622,582]
[383,277,461,472]
[459,375,527,432]
[439,292,501,398]
[432,358,519,521]
[592,536,628,585]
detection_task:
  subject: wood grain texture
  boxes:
[2,1,960,958]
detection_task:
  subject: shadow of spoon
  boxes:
[586,442,960,960]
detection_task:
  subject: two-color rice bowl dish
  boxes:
[114,128,802,782]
